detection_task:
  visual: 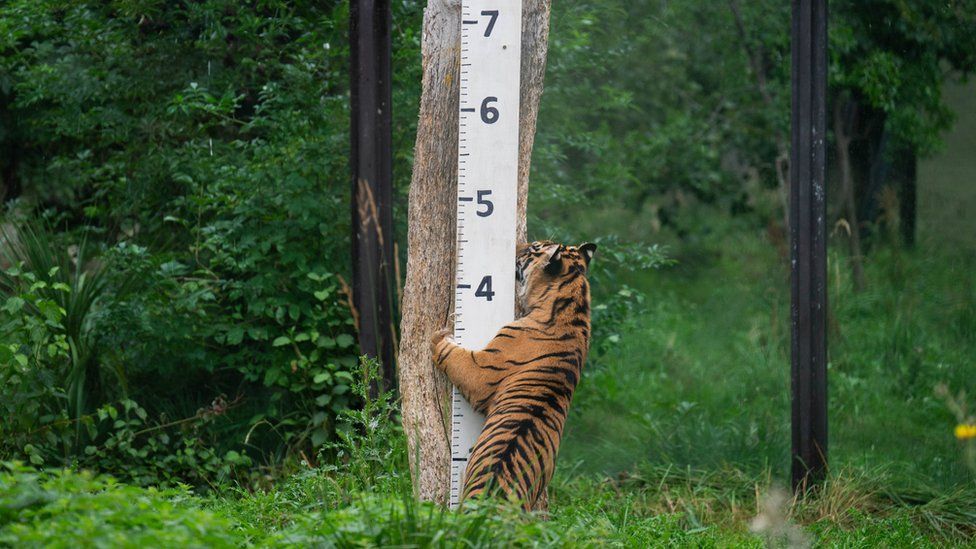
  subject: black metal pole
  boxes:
[790,0,828,491]
[350,0,396,390]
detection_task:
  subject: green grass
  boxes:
[5,224,976,547]
[4,223,975,547]
[5,459,975,547]
[564,219,976,491]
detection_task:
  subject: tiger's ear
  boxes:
[542,244,563,275]
[579,242,597,268]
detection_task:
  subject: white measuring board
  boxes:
[450,0,523,509]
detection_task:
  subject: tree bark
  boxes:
[899,152,917,247]
[834,97,866,291]
[860,118,918,247]
[398,0,551,504]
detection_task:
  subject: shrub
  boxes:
[0,0,424,482]
[0,463,238,547]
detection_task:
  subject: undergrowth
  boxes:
[564,221,976,494]
[3,353,975,547]
[5,455,975,547]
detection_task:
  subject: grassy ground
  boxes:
[4,459,975,547]
[560,78,976,498]
[5,224,976,547]
[4,232,976,545]
[563,222,976,492]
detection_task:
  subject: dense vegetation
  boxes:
[2,0,975,546]
[1,0,423,483]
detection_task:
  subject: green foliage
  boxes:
[0,0,424,481]
[583,237,673,364]
[3,459,972,547]
[76,398,253,488]
[319,357,408,493]
[830,0,976,154]
[531,0,789,233]
[532,0,976,256]
[2,348,973,544]
[0,223,135,435]
[0,264,72,466]
[563,213,976,492]
[0,463,238,547]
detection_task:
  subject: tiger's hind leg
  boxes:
[533,487,549,519]
[430,328,501,413]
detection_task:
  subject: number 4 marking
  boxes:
[481,10,499,37]
[475,276,495,301]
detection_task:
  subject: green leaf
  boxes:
[336,334,355,348]
[226,326,245,345]
[3,296,25,314]
[311,429,330,447]
[272,336,291,347]
[264,368,282,386]
[313,372,331,384]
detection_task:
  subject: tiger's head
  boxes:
[515,240,597,313]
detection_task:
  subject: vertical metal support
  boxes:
[350,0,396,389]
[790,0,828,491]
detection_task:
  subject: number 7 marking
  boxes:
[481,10,499,37]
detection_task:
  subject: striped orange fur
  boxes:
[431,240,596,511]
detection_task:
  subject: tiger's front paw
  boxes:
[430,328,454,364]
[430,327,453,350]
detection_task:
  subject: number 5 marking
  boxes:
[476,190,494,217]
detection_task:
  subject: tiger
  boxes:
[430,240,597,511]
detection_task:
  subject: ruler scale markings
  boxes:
[449,0,522,509]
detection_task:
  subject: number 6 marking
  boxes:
[480,97,499,124]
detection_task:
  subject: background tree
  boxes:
[830,0,976,251]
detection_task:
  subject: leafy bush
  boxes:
[320,357,407,493]
[0,0,424,482]
[0,463,238,547]
[0,264,73,466]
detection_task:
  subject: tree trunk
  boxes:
[861,117,918,247]
[899,152,917,247]
[833,97,866,292]
[398,0,551,504]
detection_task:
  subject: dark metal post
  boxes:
[350,0,396,390]
[790,0,828,491]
